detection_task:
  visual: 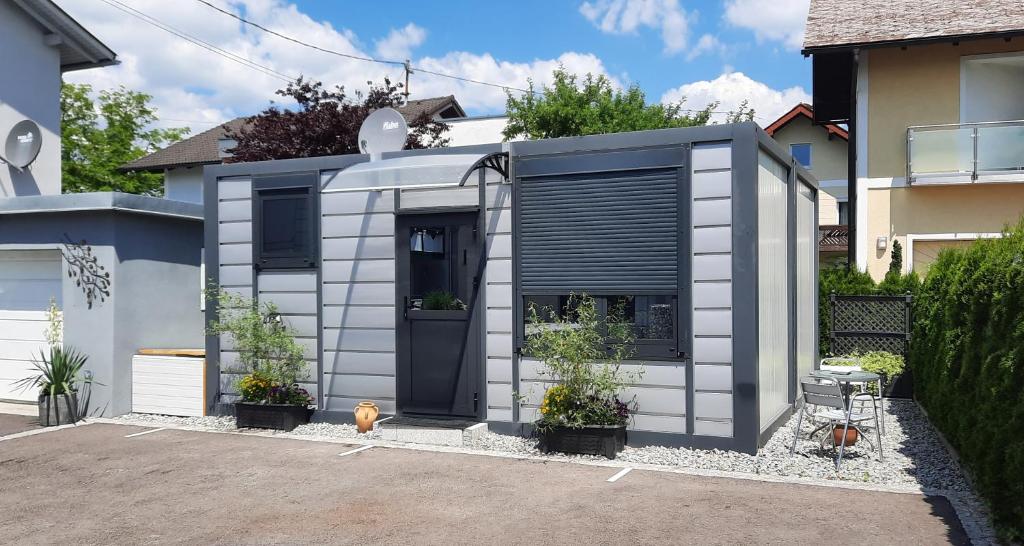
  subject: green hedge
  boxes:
[818,266,919,355]
[911,220,1024,542]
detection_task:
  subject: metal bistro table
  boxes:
[810,368,885,439]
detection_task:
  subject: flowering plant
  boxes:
[525,293,642,430]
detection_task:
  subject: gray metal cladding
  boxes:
[518,168,679,292]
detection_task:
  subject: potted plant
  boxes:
[523,293,641,459]
[17,298,93,426]
[207,288,313,431]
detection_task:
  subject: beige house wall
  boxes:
[867,38,1024,179]
[818,190,839,225]
[769,115,849,182]
[864,184,1024,279]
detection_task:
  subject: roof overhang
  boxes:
[321,151,508,194]
[13,0,118,72]
[0,193,202,221]
[802,29,1024,56]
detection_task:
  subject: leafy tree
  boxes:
[503,68,724,140]
[226,77,449,162]
[61,83,189,195]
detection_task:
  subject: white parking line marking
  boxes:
[124,427,166,438]
[338,445,374,457]
[607,467,633,483]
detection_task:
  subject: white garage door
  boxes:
[0,250,62,402]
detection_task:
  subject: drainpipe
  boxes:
[847,49,859,268]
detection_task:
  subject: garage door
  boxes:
[0,250,62,402]
[912,240,976,275]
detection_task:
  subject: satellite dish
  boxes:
[358,107,408,156]
[3,120,43,169]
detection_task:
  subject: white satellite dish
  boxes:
[2,120,43,169]
[358,107,408,156]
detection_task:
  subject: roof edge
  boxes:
[0,192,203,221]
[12,0,118,71]
[802,29,1024,55]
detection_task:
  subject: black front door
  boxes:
[396,212,482,418]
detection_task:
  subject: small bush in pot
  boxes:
[17,298,93,426]
[835,350,905,396]
[523,293,641,459]
[207,288,313,431]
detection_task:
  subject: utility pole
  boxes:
[403,59,412,103]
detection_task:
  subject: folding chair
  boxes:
[790,376,884,469]
[820,357,885,435]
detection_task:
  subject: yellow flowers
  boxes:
[540,385,569,416]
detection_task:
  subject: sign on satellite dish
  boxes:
[3,120,43,169]
[358,107,408,156]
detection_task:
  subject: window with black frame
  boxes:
[524,294,678,359]
[255,186,315,269]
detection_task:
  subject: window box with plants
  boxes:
[523,294,642,459]
[208,288,314,432]
[18,299,93,426]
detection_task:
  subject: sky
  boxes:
[59,0,812,136]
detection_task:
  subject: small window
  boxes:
[837,201,849,225]
[256,186,315,269]
[790,143,812,169]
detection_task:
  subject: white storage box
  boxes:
[132,350,206,417]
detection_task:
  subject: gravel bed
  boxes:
[112,413,382,440]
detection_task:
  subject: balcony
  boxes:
[818,224,848,254]
[907,120,1024,185]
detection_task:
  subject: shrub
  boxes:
[207,287,312,407]
[911,219,1024,542]
[523,293,641,430]
[421,290,466,311]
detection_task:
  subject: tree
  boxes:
[888,239,903,274]
[61,83,189,195]
[226,77,450,162]
[503,68,750,140]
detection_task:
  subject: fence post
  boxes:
[904,292,913,357]
[829,292,837,356]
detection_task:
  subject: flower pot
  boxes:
[832,425,859,446]
[538,424,626,459]
[235,402,311,431]
[353,401,379,433]
[38,393,79,426]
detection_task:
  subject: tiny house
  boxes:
[204,122,818,454]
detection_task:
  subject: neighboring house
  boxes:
[766,103,850,264]
[803,0,1024,279]
[0,1,203,415]
[121,96,508,204]
[204,122,819,454]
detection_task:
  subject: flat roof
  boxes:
[0,193,203,221]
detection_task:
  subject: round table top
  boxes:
[811,369,880,383]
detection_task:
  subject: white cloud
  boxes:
[660,70,809,124]
[685,33,723,61]
[723,0,810,50]
[579,0,690,54]
[374,23,426,60]
[56,0,618,135]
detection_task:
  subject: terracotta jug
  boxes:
[354,401,379,433]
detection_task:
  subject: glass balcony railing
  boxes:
[907,120,1024,184]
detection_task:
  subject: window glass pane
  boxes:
[837,201,849,225]
[604,295,675,340]
[262,194,308,255]
[790,143,812,168]
[410,226,450,305]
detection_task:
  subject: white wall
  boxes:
[446,117,508,147]
[164,167,205,204]
[796,183,816,380]
[757,151,790,431]
[0,2,62,197]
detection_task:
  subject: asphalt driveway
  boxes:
[0,412,40,436]
[0,423,968,545]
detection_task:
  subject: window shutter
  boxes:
[518,167,680,293]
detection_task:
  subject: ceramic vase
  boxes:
[354,401,379,433]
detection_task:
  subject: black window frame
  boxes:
[522,293,681,361]
[252,173,318,270]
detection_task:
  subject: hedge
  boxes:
[911,220,1024,542]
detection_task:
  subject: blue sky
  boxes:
[61,0,812,131]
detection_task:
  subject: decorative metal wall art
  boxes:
[61,234,111,309]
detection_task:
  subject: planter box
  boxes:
[38,393,79,427]
[883,370,913,399]
[235,402,311,431]
[538,424,626,459]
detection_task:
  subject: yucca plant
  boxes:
[17,346,91,425]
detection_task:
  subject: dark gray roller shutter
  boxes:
[519,168,679,293]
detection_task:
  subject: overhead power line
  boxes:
[99,0,297,83]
